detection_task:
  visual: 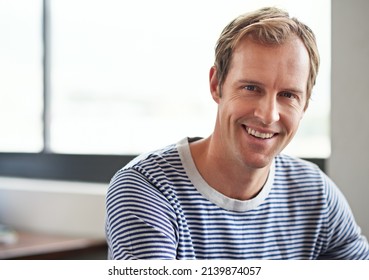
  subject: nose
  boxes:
[253,96,280,125]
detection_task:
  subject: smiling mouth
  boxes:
[244,125,275,139]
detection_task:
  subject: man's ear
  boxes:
[209,66,221,104]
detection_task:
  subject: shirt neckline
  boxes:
[177,137,274,212]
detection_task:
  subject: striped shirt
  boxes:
[106,137,369,259]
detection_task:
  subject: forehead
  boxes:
[228,35,310,88]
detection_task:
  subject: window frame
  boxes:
[0,153,325,183]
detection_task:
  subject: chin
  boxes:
[239,154,275,170]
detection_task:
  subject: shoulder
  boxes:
[274,154,345,205]
[123,142,179,170]
[274,154,325,185]
[116,142,184,181]
[273,154,330,199]
[106,143,183,223]
[107,141,187,201]
[275,154,322,174]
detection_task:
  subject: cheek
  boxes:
[281,109,304,133]
[280,98,305,117]
[218,97,241,117]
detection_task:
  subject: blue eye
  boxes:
[244,85,257,91]
[280,92,294,98]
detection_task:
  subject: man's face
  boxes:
[210,35,310,170]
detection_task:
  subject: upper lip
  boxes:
[243,125,277,135]
[241,125,278,140]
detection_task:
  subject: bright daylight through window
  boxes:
[1,0,331,158]
[0,0,43,152]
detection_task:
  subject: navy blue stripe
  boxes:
[106,144,369,260]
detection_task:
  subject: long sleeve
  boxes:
[106,169,178,259]
[318,174,369,259]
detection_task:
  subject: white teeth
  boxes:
[246,127,274,139]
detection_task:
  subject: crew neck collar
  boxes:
[177,137,274,212]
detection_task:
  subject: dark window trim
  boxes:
[0,153,135,183]
[0,153,326,183]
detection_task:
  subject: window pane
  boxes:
[50,0,330,157]
[0,0,43,152]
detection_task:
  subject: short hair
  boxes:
[214,7,320,108]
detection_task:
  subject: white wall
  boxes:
[328,0,369,238]
[0,177,107,238]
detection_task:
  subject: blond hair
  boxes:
[214,7,320,107]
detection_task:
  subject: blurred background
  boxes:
[0,0,331,156]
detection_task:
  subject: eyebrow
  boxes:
[237,79,305,95]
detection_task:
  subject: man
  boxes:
[106,7,369,259]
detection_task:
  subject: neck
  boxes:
[190,136,271,200]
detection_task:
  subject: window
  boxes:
[0,0,43,152]
[49,0,330,157]
[0,0,330,181]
